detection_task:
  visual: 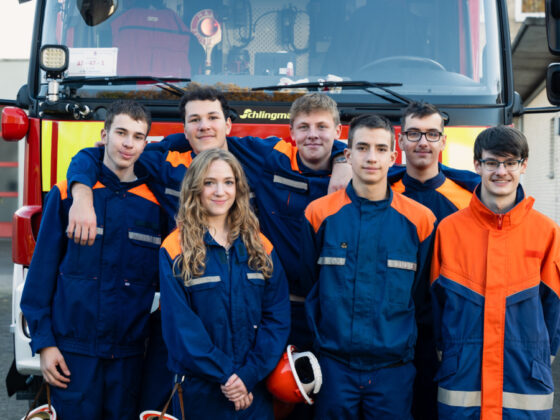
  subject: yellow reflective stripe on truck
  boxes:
[41,120,53,192]
[441,126,487,169]
[41,121,104,191]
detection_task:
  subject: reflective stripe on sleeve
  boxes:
[186,276,221,287]
[438,388,481,407]
[438,388,554,411]
[96,227,104,235]
[273,175,308,191]
[247,273,265,280]
[128,231,162,245]
[165,188,181,198]
[502,392,554,411]
[317,257,346,266]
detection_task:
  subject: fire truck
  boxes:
[3,0,560,398]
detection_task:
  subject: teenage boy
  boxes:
[390,101,480,420]
[299,114,436,419]
[391,101,479,220]
[431,126,560,419]
[20,101,166,419]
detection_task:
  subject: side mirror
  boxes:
[546,63,560,105]
[546,0,560,54]
[77,0,118,26]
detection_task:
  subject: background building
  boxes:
[0,1,34,238]
[509,0,560,223]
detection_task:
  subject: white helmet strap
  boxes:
[286,345,323,405]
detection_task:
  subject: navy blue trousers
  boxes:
[314,356,415,420]
[50,351,143,420]
[139,311,174,413]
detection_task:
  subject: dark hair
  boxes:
[401,101,445,130]
[104,100,151,133]
[474,126,529,161]
[179,85,230,123]
[348,114,395,149]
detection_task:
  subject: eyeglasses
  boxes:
[478,158,524,171]
[403,130,443,142]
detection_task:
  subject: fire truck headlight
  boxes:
[39,45,69,79]
[20,313,31,339]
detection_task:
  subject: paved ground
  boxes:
[0,238,28,419]
[1,237,560,418]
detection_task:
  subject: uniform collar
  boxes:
[469,185,534,230]
[296,153,331,177]
[402,171,446,190]
[99,163,149,191]
[389,163,480,192]
[346,181,392,209]
[203,231,249,263]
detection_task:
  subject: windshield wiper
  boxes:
[60,76,190,97]
[252,80,411,105]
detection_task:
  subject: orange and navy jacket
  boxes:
[389,163,479,223]
[430,186,560,419]
[21,165,167,358]
[299,182,436,370]
[159,229,290,391]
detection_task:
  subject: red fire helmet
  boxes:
[266,345,322,405]
[139,411,179,420]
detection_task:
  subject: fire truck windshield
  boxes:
[38,0,502,106]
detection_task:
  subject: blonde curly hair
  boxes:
[174,148,272,283]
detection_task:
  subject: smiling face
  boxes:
[398,113,446,180]
[345,126,397,192]
[199,159,236,224]
[102,113,148,181]
[183,99,232,154]
[290,110,341,170]
[474,150,527,209]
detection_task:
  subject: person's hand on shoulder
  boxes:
[67,183,97,246]
[329,155,352,193]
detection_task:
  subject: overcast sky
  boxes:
[0,1,36,59]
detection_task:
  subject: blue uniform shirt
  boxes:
[300,182,436,370]
[21,165,167,358]
[159,229,290,391]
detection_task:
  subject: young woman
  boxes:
[159,149,290,419]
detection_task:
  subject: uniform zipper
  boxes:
[497,214,504,230]
[225,248,230,273]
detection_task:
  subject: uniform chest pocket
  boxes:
[246,272,266,287]
[386,254,417,306]
[317,247,347,267]
[186,275,222,292]
[245,272,266,324]
[264,172,310,219]
[317,247,348,297]
[126,228,161,284]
